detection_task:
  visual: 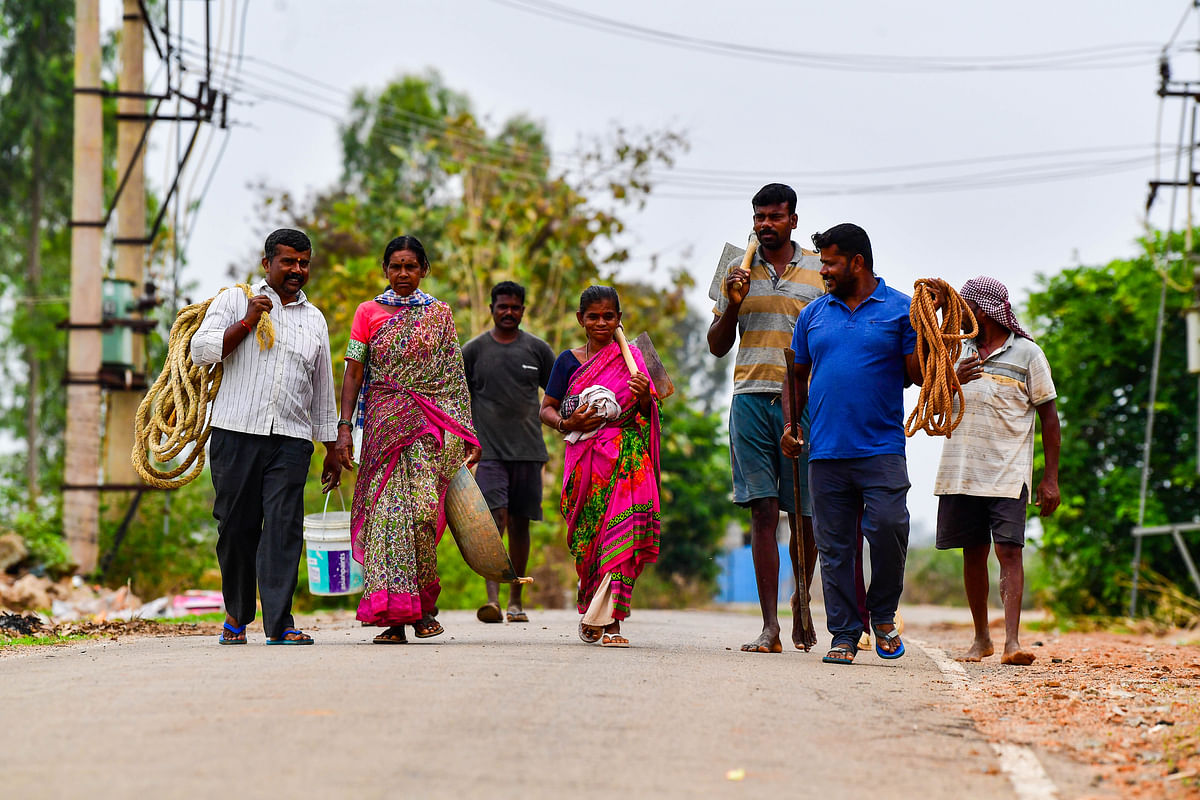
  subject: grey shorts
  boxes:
[474,460,544,521]
[935,485,1029,549]
[729,392,811,516]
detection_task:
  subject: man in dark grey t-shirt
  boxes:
[463,281,556,624]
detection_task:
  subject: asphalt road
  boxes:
[0,609,1019,799]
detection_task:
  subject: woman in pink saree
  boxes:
[540,286,661,647]
[335,236,480,644]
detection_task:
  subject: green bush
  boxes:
[902,547,970,607]
[903,544,1048,610]
[97,476,220,598]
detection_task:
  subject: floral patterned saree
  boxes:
[349,300,477,626]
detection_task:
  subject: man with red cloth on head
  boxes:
[934,276,1061,666]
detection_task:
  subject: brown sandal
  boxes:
[373,626,408,645]
[412,615,444,639]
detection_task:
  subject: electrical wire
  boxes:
[177,41,1171,186]
[488,0,1192,74]
[178,0,251,259]
[1163,0,1196,54]
[182,49,1190,199]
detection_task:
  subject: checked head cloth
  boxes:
[960,275,1034,341]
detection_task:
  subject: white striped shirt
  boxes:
[934,333,1057,499]
[190,280,338,443]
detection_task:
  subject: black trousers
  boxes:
[809,454,911,649]
[210,428,313,639]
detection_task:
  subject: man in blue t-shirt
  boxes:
[781,223,924,666]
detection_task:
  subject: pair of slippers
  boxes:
[372,618,444,644]
[219,623,313,645]
[822,624,905,665]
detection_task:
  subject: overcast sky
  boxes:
[105,0,1199,537]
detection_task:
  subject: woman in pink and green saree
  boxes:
[335,236,481,645]
[540,286,661,648]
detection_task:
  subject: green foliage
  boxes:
[1026,232,1200,614]
[1,5,163,581]
[0,0,76,504]
[656,403,733,590]
[96,477,220,599]
[0,633,95,649]
[902,546,1048,610]
[901,547,969,607]
[0,483,72,575]
[252,71,690,353]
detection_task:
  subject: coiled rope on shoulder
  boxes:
[905,278,978,438]
[132,284,273,490]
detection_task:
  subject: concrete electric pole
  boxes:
[64,0,104,572]
[102,0,149,490]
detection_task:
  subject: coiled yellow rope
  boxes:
[905,278,978,438]
[131,284,273,489]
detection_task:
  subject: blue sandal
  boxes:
[265,628,313,645]
[872,624,905,660]
[218,622,247,645]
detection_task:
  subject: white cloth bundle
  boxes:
[563,385,621,443]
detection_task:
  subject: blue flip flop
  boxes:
[265,628,314,645]
[218,622,247,645]
[872,624,905,660]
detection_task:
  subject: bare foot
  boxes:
[789,593,816,651]
[741,629,783,654]
[956,637,995,662]
[1001,642,1036,666]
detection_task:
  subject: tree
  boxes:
[1026,232,1200,614]
[656,402,733,586]
[255,72,690,351]
[0,1,74,506]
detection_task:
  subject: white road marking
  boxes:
[991,743,1060,800]
[908,637,969,689]
[909,638,1059,800]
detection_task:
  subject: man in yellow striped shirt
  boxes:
[708,184,824,653]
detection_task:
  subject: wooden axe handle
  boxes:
[738,234,759,271]
[614,327,639,376]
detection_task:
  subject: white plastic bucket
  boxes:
[304,490,363,596]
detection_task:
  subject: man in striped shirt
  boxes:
[708,183,824,654]
[191,228,341,645]
[934,276,1060,666]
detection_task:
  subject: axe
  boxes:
[707,232,759,303]
[613,328,674,400]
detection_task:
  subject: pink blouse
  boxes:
[345,301,402,362]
